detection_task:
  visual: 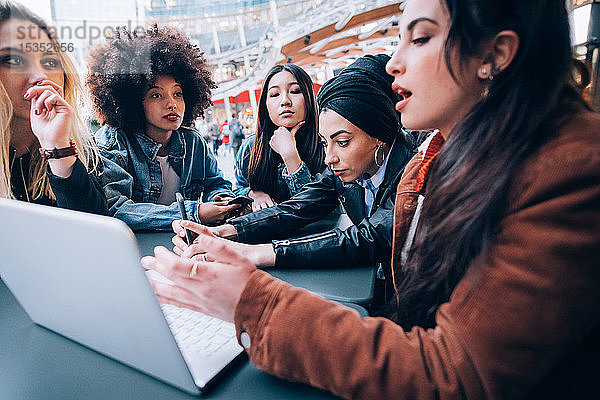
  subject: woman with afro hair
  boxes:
[87,25,239,230]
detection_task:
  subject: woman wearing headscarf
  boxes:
[172,54,417,309]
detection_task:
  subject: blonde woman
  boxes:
[0,1,106,213]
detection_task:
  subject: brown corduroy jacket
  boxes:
[234,111,600,399]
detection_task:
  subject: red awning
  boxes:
[212,89,260,105]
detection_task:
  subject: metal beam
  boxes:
[281,3,402,59]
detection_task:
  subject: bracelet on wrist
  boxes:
[39,140,77,160]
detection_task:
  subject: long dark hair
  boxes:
[394,0,590,328]
[248,64,324,202]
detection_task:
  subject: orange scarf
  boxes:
[415,132,445,194]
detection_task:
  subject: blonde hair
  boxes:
[0,1,99,201]
[0,82,11,198]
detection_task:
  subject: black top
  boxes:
[9,147,108,215]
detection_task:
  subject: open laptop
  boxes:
[0,198,244,395]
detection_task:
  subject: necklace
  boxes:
[18,157,31,203]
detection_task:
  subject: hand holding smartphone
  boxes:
[226,195,253,218]
[175,192,194,246]
[226,195,254,208]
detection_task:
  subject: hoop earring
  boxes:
[374,144,385,167]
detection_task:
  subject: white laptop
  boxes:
[0,198,244,395]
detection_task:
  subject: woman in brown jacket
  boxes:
[142,0,600,398]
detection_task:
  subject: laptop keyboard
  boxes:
[161,303,238,359]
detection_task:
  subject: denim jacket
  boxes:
[95,125,234,230]
[233,135,315,198]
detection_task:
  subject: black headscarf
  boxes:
[317,54,401,143]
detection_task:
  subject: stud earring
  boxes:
[481,67,488,75]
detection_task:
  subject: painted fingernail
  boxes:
[34,109,40,115]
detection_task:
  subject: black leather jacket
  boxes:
[229,133,416,276]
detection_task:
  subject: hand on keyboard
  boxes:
[141,225,256,323]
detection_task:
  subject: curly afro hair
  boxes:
[86,25,215,134]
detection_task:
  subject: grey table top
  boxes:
[0,280,345,400]
[1,224,372,399]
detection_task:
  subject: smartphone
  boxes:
[175,192,194,246]
[227,195,254,208]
